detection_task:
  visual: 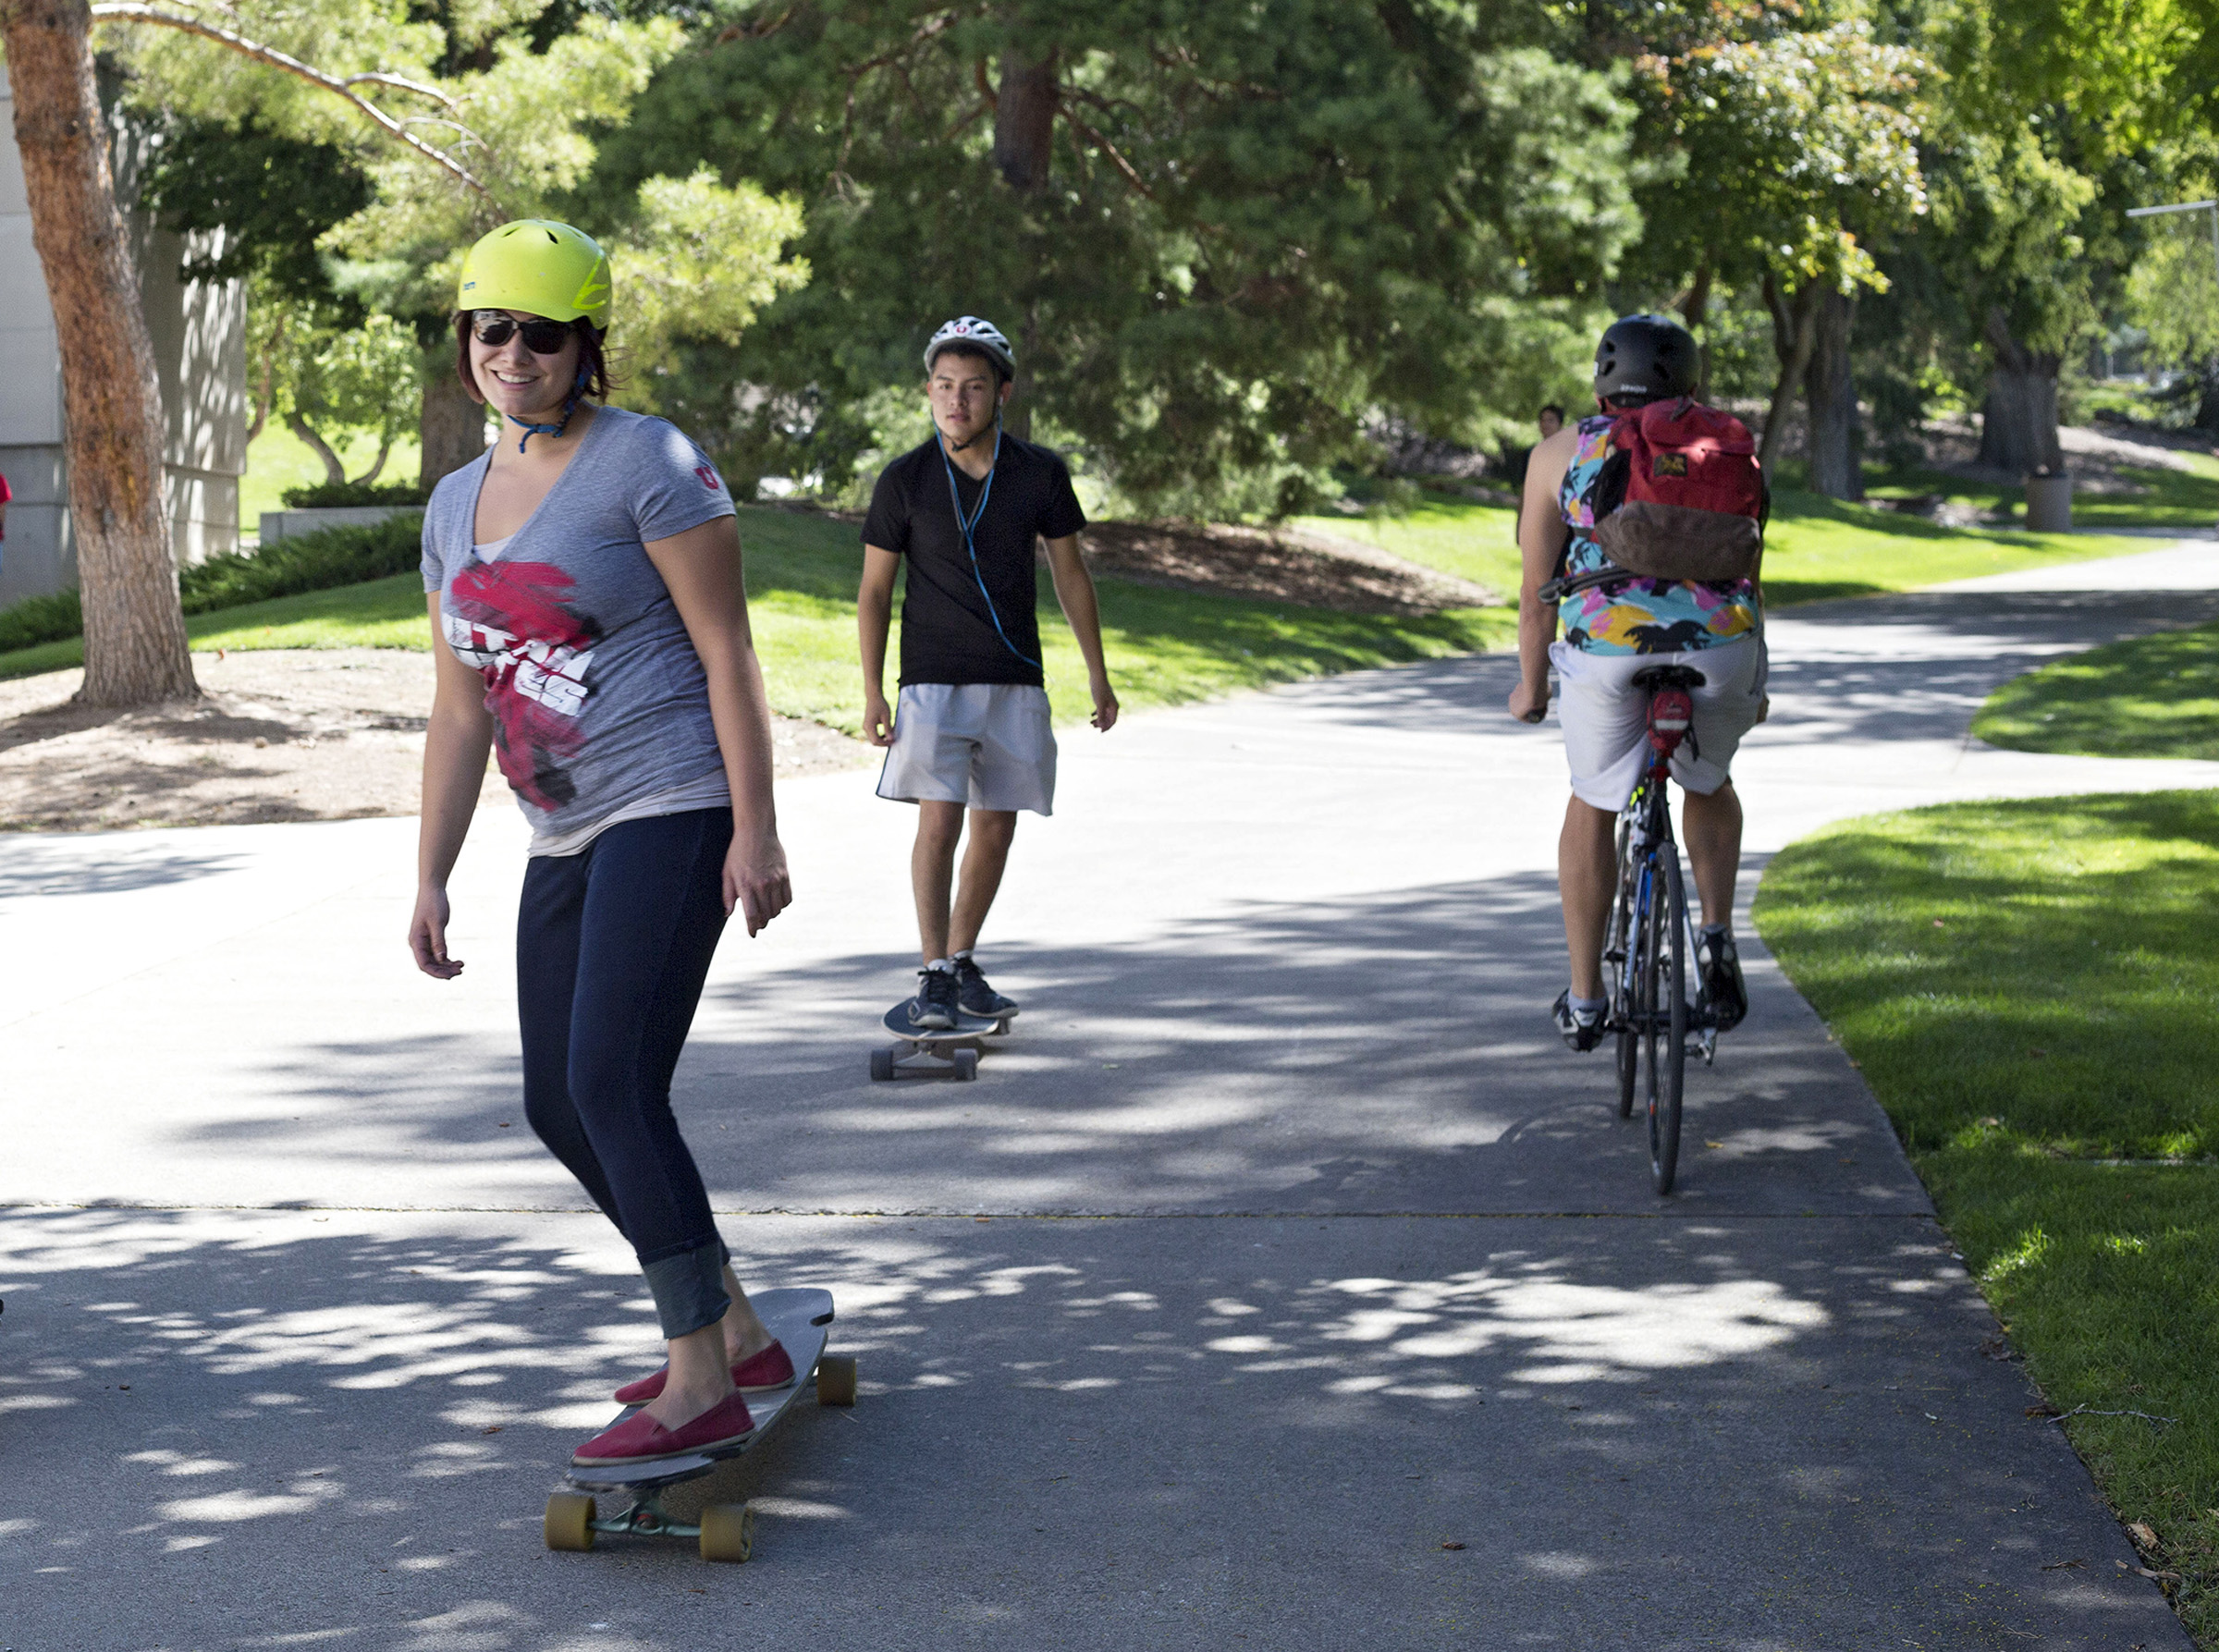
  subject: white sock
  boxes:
[1569,992,1607,1018]
[926,958,954,973]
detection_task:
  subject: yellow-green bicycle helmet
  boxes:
[457,220,611,329]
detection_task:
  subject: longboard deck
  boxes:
[881,1005,1012,1043]
[565,1287,834,1491]
[875,1005,1013,1082]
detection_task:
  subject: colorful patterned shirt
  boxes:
[1555,412,1759,655]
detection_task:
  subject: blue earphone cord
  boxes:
[939,416,1040,667]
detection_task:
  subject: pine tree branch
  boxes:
[89,4,489,195]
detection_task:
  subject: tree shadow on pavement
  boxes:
[206,872,1919,1220]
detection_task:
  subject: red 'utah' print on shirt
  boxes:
[442,558,602,811]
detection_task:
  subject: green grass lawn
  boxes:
[1756,791,2219,1643]
[1296,481,2173,608]
[0,505,1513,729]
[1859,447,2219,534]
[1973,618,2219,762]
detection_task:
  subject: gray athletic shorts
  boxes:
[876,683,1057,815]
[1551,632,1765,812]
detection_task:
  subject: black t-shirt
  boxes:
[862,434,1086,688]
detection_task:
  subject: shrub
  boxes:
[0,587,83,652]
[179,512,423,613]
[277,479,431,508]
[0,512,424,649]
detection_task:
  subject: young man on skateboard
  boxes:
[858,317,1119,1029]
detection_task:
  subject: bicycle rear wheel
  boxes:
[1648,850,1688,1194]
[1609,815,1638,1119]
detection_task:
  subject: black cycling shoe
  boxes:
[952,954,1017,1019]
[1552,989,1607,1053]
[911,967,960,1031]
[1696,927,1748,1032]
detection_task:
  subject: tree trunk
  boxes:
[288,410,347,484]
[1757,273,1821,474]
[1677,262,1713,398]
[3,0,194,706]
[2195,358,2219,434]
[1804,286,1861,500]
[1977,308,2064,474]
[351,435,393,487]
[991,45,1058,193]
[417,364,486,491]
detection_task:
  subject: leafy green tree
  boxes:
[593,0,1638,513]
[1614,8,1930,495]
[107,0,806,483]
[1906,0,2205,471]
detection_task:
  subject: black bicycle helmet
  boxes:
[1593,313,1698,405]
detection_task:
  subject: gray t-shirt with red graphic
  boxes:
[421,406,738,841]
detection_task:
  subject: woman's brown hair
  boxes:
[453,312,612,404]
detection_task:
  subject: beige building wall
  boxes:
[0,88,248,610]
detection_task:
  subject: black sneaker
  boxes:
[952,955,1017,1019]
[911,967,959,1031]
[1696,928,1747,1032]
[1552,989,1606,1053]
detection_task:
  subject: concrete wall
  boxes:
[0,89,247,611]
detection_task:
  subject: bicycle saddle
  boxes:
[1630,664,1707,691]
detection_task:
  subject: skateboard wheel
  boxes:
[816,1353,859,1407]
[870,1047,895,1082]
[699,1501,754,1563]
[544,1492,595,1552]
[952,1047,978,1083]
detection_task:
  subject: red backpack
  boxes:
[1590,398,1765,582]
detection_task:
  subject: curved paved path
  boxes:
[4,543,2214,1650]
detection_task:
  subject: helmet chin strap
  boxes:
[506,362,592,453]
[945,409,1001,453]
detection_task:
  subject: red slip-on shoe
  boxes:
[572,1389,755,1468]
[612,1340,796,1405]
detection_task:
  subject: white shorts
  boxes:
[1551,632,1765,812]
[876,683,1057,815]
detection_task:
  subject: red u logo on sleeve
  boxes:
[694,464,723,493]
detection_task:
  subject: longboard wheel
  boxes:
[545,1491,595,1552]
[952,1047,979,1083]
[870,1047,895,1082]
[816,1352,859,1407]
[699,1501,754,1563]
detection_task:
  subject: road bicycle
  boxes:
[1601,662,1721,1195]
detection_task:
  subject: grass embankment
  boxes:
[1974,618,2219,762]
[1299,474,2191,607]
[0,507,1512,730]
[1756,792,2219,1641]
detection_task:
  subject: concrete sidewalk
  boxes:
[5,545,2215,1649]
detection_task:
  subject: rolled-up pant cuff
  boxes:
[640,1239,730,1340]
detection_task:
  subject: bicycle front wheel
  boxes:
[1648,850,1688,1194]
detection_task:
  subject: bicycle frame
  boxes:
[1602,666,1715,1193]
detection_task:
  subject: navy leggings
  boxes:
[517,808,733,1340]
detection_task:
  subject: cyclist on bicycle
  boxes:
[1506,314,1764,1050]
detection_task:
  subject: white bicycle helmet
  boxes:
[924,315,1014,381]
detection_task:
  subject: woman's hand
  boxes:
[1508,678,1549,725]
[410,885,464,979]
[725,826,793,936]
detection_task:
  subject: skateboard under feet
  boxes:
[872,1003,1013,1082]
[543,1287,853,1563]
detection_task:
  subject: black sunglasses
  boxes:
[471,311,574,354]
